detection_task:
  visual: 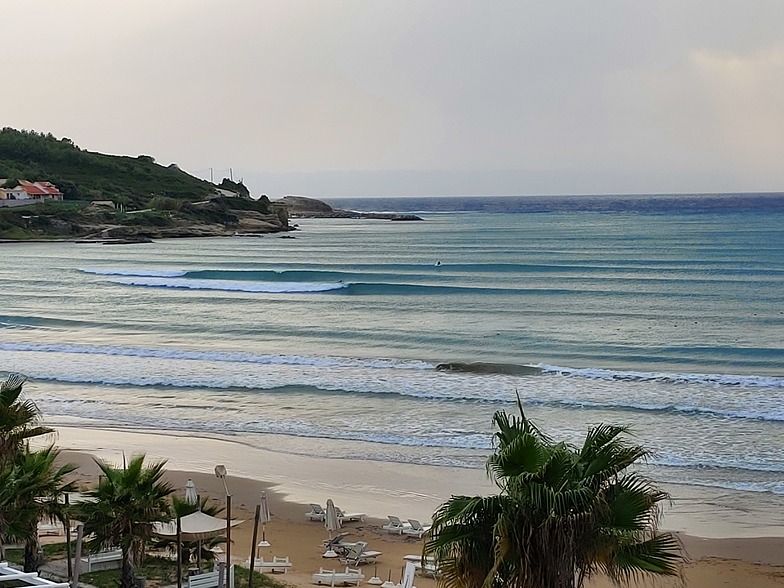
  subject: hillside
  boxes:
[0,129,290,240]
[0,128,215,206]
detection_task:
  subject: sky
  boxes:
[3,1,784,198]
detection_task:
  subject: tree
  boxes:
[17,447,76,571]
[0,374,53,464]
[424,401,682,588]
[0,446,76,568]
[77,455,174,588]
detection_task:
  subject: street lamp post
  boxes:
[215,465,231,588]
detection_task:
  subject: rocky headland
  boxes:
[277,195,423,221]
[0,129,420,241]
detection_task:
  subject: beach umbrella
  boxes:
[258,491,271,548]
[185,479,198,505]
[183,479,201,569]
[368,564,383,585]
[381,570,395,588]
[152,511,245,542]
[322,499,341,558]
[401,562,416,588]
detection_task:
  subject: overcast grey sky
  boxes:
[3,1,784,198]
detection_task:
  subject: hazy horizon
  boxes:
[4,1,784,198]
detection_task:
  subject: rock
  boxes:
[275,195,423,221]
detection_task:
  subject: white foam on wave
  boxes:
[543,397,784,422]
[5,346,782,421]
[4,342,783,421]
[108,276,349,293]
[81,267,187,278]
[538,363,784,388]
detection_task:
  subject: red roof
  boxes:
[19,180,62,196]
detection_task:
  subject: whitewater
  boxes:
[1,196,783,495]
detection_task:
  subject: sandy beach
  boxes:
[43,425,784,588]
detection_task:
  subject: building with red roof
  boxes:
[18,180,63,201]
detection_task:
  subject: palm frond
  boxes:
[428,402,683,587]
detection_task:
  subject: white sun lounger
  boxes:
[323,533,360,556]
[382,515,411,534]
[336,507,365,523]
[402,555,440,577]
[38,521,65,536]
[402,519,432,539]
[339,541,382,566]
[312,566,364,586]
[306,503,327,522]
[249,556,292,574]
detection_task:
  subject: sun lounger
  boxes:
[312,566,365,586]
[306,503,327,522]
[382,515,411,534]
[323,532,358,556]
[339,541,382,566]
[323,532,350,549]
[37,521,64,536]
[403,554,440,577]
[415,560,441,577]
[80,548,123,572]
[402,519,432,539]
[187,570,220,588]
[336,507,365,523]
[249,556,292,574]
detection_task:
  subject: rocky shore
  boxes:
[277,195,423,221]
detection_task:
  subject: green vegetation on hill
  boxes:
[0,128,287,240]
[0,128,217,207]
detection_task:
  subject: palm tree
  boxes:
[15,447,77,571]
[424,401,682,588]
[77,454,174,588]
[0,374,53,464]
[0,446,76,566]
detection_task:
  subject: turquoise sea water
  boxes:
[1,196,783,494]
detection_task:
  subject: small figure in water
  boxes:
[435,260,441,266]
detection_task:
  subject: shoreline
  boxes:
[49,425,784,545]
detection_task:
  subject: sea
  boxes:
[1,193,783,497]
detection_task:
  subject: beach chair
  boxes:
[339,541,382,566]
[402,519,432,539]
[251,556,292,574]
[415,560,441,578]
[382,515,411,534]
[323,532,358,556]
[312,566,365,586]
[306,503,327,522]
[336,507,365,523]
[81,548,123,572]
[403,554,440,578]
[37,521,64,536]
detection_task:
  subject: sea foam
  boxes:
[107,276,349,293]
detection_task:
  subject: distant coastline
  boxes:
[326,192,784,214]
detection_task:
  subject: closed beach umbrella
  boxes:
[185,479,198,505]
[401,562,416,588]
[258,491,271,547]
[323,499,341,557]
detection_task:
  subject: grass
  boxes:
[81,556,177,588]
[3,543,69,566]
[234,565,289,588]
[3,546,287,588]
[79,557,288,588]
